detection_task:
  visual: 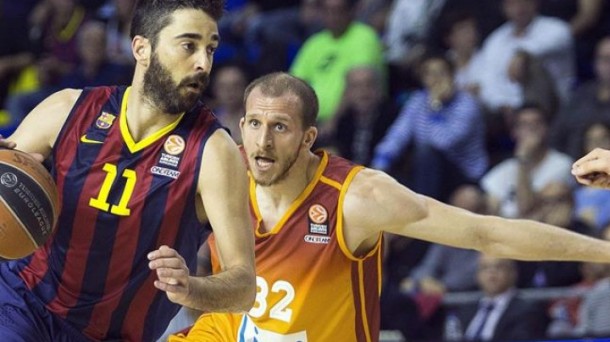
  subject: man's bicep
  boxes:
[8,89,80,157]
[198,130,254,271]
[343,169,428,242]
[345,169,485,250]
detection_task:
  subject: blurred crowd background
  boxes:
[3,0,610,341]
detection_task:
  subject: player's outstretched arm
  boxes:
[1,89,80,159]
[572,148,610,188]
[343,168,610,263]
[150,129,255,312]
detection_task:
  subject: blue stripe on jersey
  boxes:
[105,152,174,339]
[28,88,111,304]
[140,119,220,341]
[64,143,141,327]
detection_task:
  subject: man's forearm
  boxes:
[182,265,255,313]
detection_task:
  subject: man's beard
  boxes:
[143,53,209,114]
[254,146,301,187]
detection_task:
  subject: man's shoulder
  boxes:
[533,15,571,31]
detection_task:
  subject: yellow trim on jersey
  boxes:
[358,261,373,342]
[251,151,329,237]
[119,87,185,153]
[336,166,383,261]
[320,175,342,190]
[377,242,383,294]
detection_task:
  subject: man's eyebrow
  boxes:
[174,33,220,42]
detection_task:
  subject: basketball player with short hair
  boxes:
[172,72,610,342]
[0,1,256,341]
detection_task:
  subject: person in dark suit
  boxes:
[454,254,548,341]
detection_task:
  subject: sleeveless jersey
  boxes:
[4,86,221,341]
[205,151,383,342]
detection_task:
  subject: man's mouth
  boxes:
[186,82,201,90]
[254,156,275,169]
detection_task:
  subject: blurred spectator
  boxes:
[573,121,610,233]
[372,54,488,202]
[507,50,559,119]
[355,0,391,35]
[401,184,485,295]
[539,0,610,81]
[449,255,548,341]
[383,0,447,94]
[478,0,574,112]
[574,226,610,337]
[0,1,39,108]
[551,36,610,159]
[96,0,137,66]
[28,0,90,88]
[6,20,132,124]
[210,64,248,144]
[442,11,484,94]
[575,273,610,337]
[384,0,446,67]
[324,65,398,166]
[433,0,504,43]
[290,0,385,129]
[216,0,318,74]
[547,260,609,338]
[482,104,574,219]
[516,182,590,288]
[243,0,322,76]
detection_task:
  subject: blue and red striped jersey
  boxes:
[9,86,221,341]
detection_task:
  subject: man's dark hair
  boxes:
[418,52,456,77]
[130,0,225,48]
[243,73,319,129]
[515,102,551,124]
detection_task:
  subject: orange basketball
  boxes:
[0,149,60,260]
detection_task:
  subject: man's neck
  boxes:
[125,84,182,142]
[257,152,320,209]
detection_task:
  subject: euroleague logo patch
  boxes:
[308,204,328,235]
[164,135,185,155]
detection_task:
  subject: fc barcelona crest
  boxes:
[96,112,117,129]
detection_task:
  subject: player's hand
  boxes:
[0,135,44,162]
[572,148,610,188]
[0,135,17,149]
[148,245,191,305]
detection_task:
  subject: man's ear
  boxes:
[303,126,318,148]
[132,35,151,67]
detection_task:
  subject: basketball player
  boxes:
[172,72,610,342]
[0,1,255,341]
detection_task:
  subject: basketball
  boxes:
[0,148,60,260]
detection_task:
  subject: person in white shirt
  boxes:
[478,0,574,112]
[482,104,574,218]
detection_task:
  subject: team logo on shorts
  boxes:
[96,112,116,129]
[164,135,185,155]
[308,204,328,235]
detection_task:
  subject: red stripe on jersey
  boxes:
[19,88,113,291]
[47,126,123,317]
[82,153,157,339]
[120,116,213,341]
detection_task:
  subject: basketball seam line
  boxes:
[0,195,38,258]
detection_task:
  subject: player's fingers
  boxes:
[153,280,188,294]
[155,267,188,280]
[573,149,601,167]
[573,174,593,186]
[148,245,183,260]
[572,158,609,176]
[0,136,17,149]
[148,257,187,270]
